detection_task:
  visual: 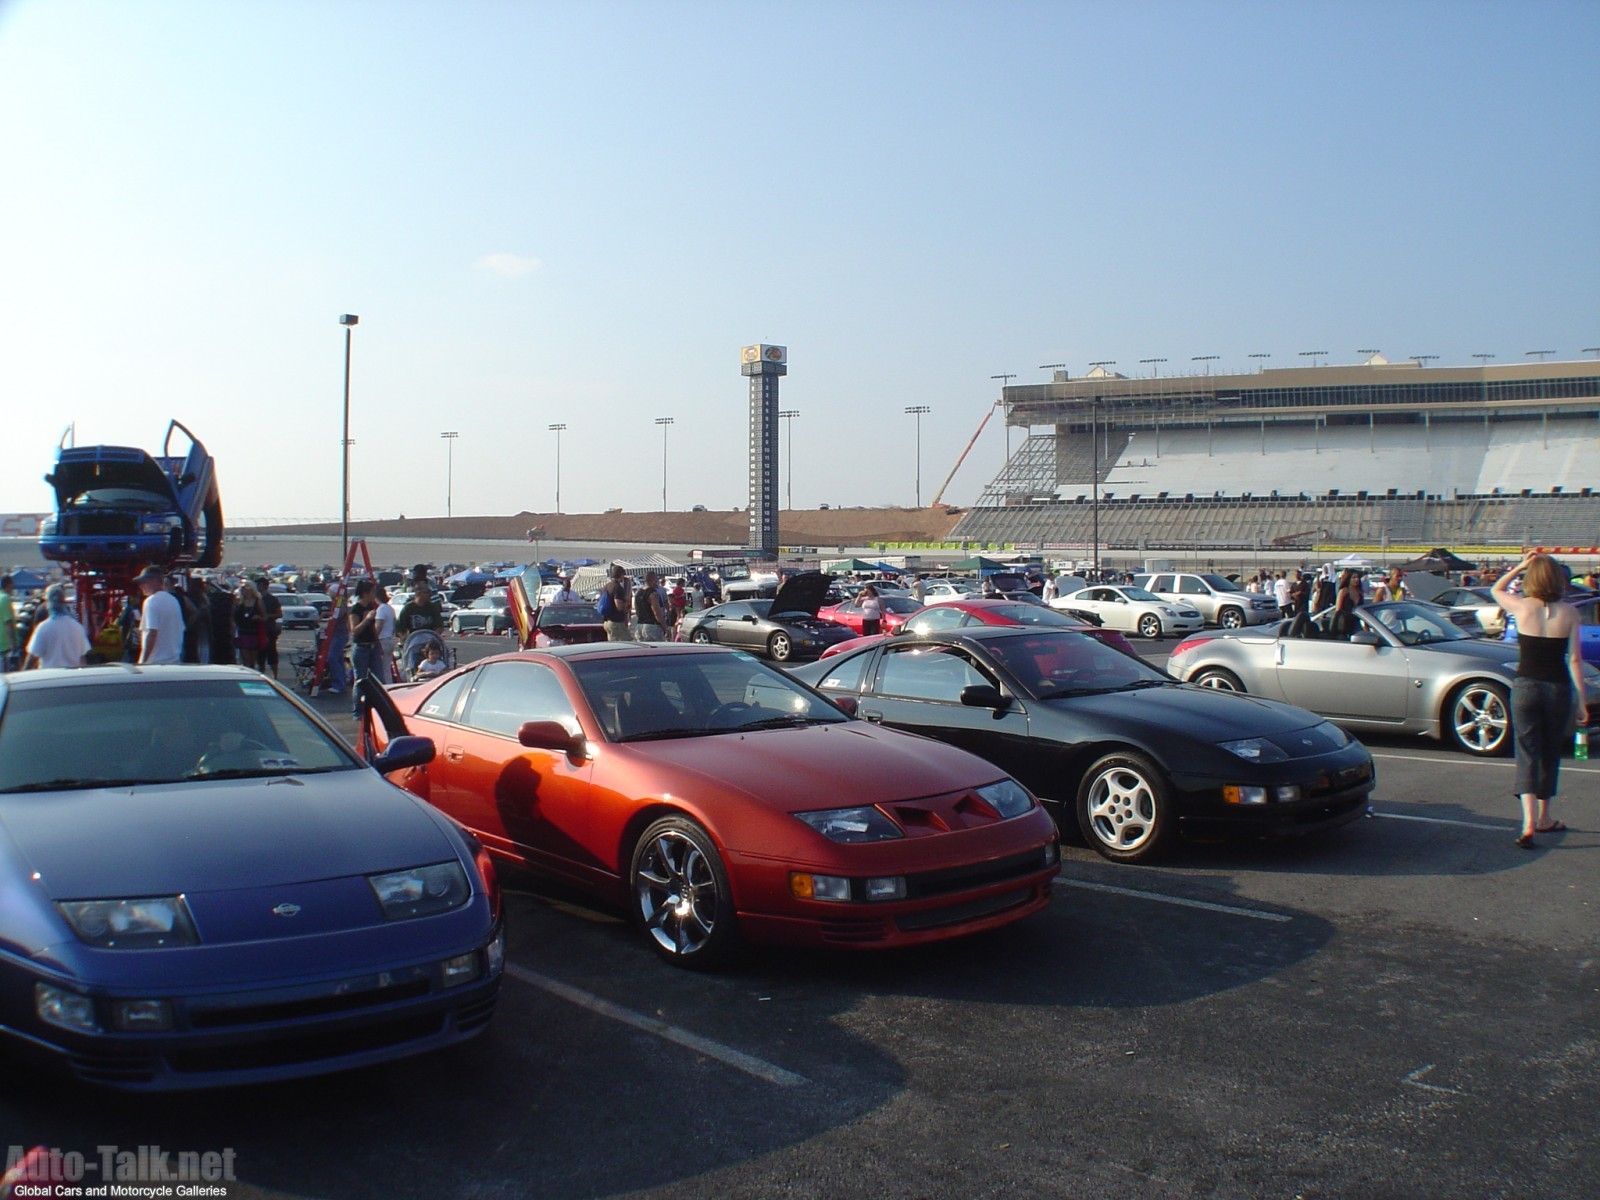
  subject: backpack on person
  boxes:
[597,585,622,621]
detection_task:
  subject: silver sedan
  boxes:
[1165,601,1600,757]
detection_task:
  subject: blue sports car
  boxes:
[1502,593,1600,669]
[0,666,503,1089]
[39,420,225,568]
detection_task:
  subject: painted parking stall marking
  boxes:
[1056,878,1293,923]
[504,964,810,1088]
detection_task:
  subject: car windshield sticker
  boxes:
[259,757,301,770]
[732,652,757,661]
[239,682,275,696]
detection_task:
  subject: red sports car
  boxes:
[818,591,924,635]
[371,643,1059,967]
[821,598,1141,660]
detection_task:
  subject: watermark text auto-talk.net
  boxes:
[6,1143,237,1195]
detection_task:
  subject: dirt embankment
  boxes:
[241,507,964,546]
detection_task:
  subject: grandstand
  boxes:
[954,357,1600,555]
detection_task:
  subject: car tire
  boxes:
[768,631,793,661]
[1444,680,1512,757]
[629,816,737,968]
[1137,613,1163,639]
[690,628,713,644]
[1192,667,1245,693]
[1218,606,1245,630]
[1076,751,1173,864]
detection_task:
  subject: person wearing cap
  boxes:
[135,566,185,665]
[24,584,91,670]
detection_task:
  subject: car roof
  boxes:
[471,642,751,666]
[0,663,271,694]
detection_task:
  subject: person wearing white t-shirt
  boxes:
[25,584,91,669]
[374,586,397,684]
[135,567,185,665]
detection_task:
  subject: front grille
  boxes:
[188,979,431,1029]
[60,513,140,535]
[895,888,1035,932]
[168,1014,444,1074]
[905,849,1047,899]
[1303,762,1374,798]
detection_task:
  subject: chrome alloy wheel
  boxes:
[634,829,721,957]
[1084,765,1159,853]
[1449,681,1511,756]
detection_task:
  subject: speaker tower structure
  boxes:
[741,344,787,559]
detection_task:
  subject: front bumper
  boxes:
[0,924,504,1090]
[1170,751,1375,838]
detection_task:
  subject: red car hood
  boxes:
[617,720,1003,815]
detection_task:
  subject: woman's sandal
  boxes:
[1515,832,1536,849]
[1535,821,1567,833]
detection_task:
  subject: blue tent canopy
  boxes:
[445,568,494,585]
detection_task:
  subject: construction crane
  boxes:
[930,400,1001,509]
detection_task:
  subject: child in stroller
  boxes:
[400,628,455,681]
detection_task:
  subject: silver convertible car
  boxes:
[1165,601,1600,757]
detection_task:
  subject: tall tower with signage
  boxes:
[741,343,786,559]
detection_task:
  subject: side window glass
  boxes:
[818,652,870,694]
[1180,578,1206,595]
[877,647,989,702]
[460,662,577,739]
[907,606,966,634]
[1151,575,1173,592]
[418,671,472,722]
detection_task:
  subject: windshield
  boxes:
[1363,602,1472,645]
[0,678,359,793]
[985,603,1084,627]
[882,596,923,614]
[64,487,172,510]
[1200,574,1241,592]
[1121,587,1162,602]
[570,653,849,742]
[539,603,600,626]
[982,632,1170,699]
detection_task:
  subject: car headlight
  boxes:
[36,983,99,1032]
[1218,737,1289,763]
[794,806,903,843]
[975,779,1036,818]
[1317,721,1351,747]
[368,862,472,920]
[56,896,199,948]
[139,518,173,534]
[1160,607,1178,616]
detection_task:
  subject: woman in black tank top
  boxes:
[1492,554,1590,846]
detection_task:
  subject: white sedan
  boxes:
[1053,585,1204,639]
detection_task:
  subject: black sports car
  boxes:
[677,572,856,662]
[789,626,1374,863]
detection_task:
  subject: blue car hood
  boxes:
[0,770,456,901]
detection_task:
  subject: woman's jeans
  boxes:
[1512,676,1573,799]
[351,643,378,712]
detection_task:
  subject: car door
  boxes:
[1086,588,1135,631]
[445,660,601,879]
[858,643,1035,781]
[1273,615,1411,722]
[713,602,766,650]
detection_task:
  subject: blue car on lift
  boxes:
[0,666,504,1089]
[39,420,224,568]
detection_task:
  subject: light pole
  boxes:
[1138,357,1166,375]
[1473,353,1495,406]
[338,314,358,567]
[778,409,799,509]
[1358,348,1381,360]
[1249,353,1272,372]
[547,424,566,513]
[440,431,459,518]
[655,417,674,511]
[1191,355,1218,374]
[1525,349,1556,361]
[1411,354,1439,368]
[905,405,931,507]
[990,374,1016,462]
[1583,347,1600,359]
[1298,350,1328,368]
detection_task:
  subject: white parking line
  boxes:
[1370,812,1512,833]
[504,963,810,1088]
[1056,878,1292,923]
[1369,751,1600,776]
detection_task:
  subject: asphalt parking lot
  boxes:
[5,630,1596,1200]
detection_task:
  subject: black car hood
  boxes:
[769,571,835,617]
[47,447,178,507]
[1048,683,1324,743]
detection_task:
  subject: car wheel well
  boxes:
[617,802,736,902]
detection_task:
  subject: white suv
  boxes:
[1133,572,1281,629]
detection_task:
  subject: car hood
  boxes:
[1049,684,1325,742]
[0,771,458,900]
[47,447,178,507]
[769,571,835,618]
[621,720,1001,813]
[1410,638,1518,670]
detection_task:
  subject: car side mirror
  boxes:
[831,695,860,717]
[518,720,585,757]
[1350,631,1382,648]
[960,684,1010,711]
[370,734,436,773]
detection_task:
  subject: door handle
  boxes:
[861,709,884,723]
[444,747,464,761]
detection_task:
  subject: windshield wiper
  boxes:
[1034,686,1111,700]
[735,715,843,731]
[617,728,723,743]
[0,777,168,793]
[1113,679,1172,691]
[181,765,325,781]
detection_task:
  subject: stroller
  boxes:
[400,627,456,681]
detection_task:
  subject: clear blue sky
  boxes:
[2,0,1595,523]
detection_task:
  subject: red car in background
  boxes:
[820,598,1141,660]
[371,643,1059,968]
[818,591,924,636]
